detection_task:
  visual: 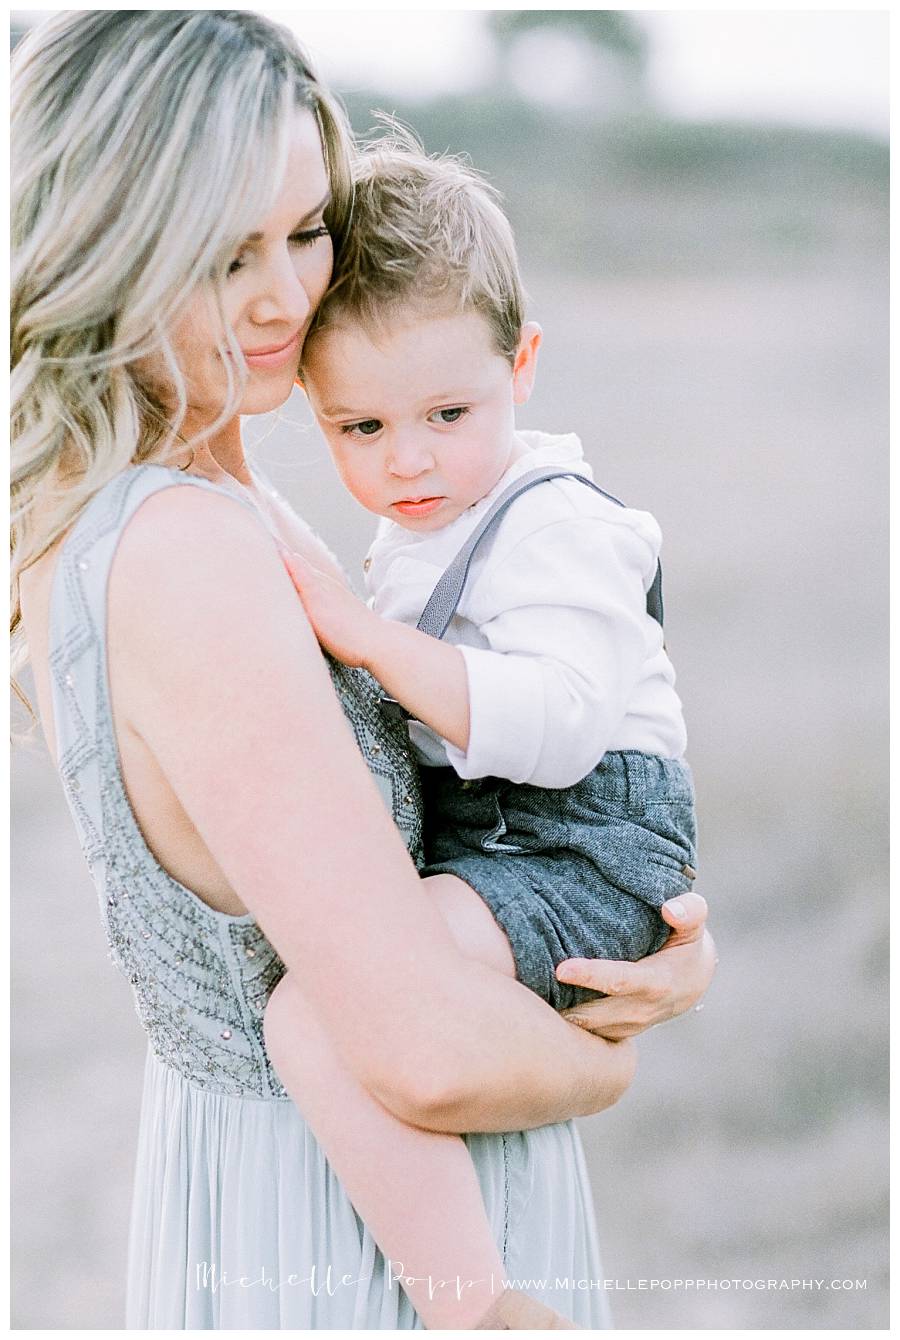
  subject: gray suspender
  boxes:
[415,467,664,638]
[381,467,664,718]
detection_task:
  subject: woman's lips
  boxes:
[392,497,446,519]
[242,332,302,370]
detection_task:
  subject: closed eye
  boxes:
[290,224,330,250]
[227,223,330,276]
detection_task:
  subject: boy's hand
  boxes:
[282,544,472,753]
[279,546,381,669]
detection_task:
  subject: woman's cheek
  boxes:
[302,240,334,321]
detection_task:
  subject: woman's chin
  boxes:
[238,371,300,416]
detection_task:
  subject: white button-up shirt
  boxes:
[364,430,688,788]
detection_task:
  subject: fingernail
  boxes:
[667,900,686,920]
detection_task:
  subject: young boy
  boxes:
[281,134,697,1328]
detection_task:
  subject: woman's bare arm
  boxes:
[112,487,635,1132]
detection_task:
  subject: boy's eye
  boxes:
[343,419,383,438]
[429,407,469,425]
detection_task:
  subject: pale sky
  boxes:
[259,8,889,138]
[11,8,889,138]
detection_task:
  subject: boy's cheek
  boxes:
[335,458,386,515]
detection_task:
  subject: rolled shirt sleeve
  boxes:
[442,512,659,788]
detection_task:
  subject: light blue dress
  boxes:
[49,465,612,1329]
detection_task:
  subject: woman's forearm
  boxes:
[425,966,638,1133]
[267,961,636,1136]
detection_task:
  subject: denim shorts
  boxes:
[420,751,698,1011]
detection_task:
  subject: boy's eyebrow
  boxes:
[319,403,362,418]
[319,390,473,418]
[243,189,331,242]
[321,387,482,418]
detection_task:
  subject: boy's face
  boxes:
[302,309,541,532]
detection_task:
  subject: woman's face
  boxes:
[161,109,334,430]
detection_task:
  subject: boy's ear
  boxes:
[511,322,542,406]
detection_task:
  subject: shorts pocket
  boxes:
[589,812,697,907]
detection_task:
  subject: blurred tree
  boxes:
[490,10,648,70]
[487,9,649,115]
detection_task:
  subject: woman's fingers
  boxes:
[556,955,672,1039]
[556,887,716,1039]
[560,984,666,1038]
[561,930,717,1039]
[560,1006,645,1040]
[556,891,709,993]
[660,890,708,940]
[556,954,653,997]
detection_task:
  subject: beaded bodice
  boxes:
[49,466,423,1099]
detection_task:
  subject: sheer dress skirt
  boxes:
[127,1049,611,1328]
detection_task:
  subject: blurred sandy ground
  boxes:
[11,111,887,1326]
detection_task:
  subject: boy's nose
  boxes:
[386,437,435,479]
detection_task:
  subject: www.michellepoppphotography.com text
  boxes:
[194,1262,866,1298]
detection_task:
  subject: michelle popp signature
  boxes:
[194,1260,497,1300]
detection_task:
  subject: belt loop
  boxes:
[623,752,646,814]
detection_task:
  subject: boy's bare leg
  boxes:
[269,875,518,1328]
[424,872,517,978]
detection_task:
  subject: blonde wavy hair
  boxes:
[305,121,525,366]
[11,10,353,694]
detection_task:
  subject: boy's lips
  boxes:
[391,496,446,518]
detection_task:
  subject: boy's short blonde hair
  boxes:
[309,125,525,363]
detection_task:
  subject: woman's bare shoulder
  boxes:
[116,479,272,571]
[108,480,321,673]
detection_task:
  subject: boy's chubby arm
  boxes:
[281,505,661,781]
[280,549,471,751]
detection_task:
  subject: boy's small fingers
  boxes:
[279,546,310,580]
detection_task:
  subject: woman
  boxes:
[11,11,715,1329]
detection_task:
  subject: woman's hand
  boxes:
[556,892,716,1040]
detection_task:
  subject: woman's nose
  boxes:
[249,252,312,328]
